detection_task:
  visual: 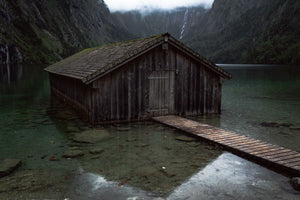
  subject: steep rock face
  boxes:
[183,0,274,63]
[112,6,206,40]
[0,0,132,64]
[244,0,300,64]
[184,0,300,64]
[1,0,298,64]
[111,0,299,64]
[0,44,23,64]
[196,0,270,34]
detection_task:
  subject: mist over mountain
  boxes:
[0,0,298,64]
[112,0,299,64]
[105,0,214,12]
[112,6,207,40]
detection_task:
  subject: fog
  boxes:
[104,0,214,12]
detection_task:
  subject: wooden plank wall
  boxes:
[148,70,175,115]
[91,44,222,122]
[49,74,93,120]
[173,46,221,115]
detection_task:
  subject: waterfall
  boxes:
[6,63,10,84]
[6,45,10,84]
[6,44,9,64]
[179,8,189,40]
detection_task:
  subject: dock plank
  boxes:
[255,149,291,157]
[153,115,300,176]
[284,157,300,164]
[271,153,300,162]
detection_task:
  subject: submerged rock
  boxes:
[89,148,104,155]
[117,127,131,131]
[73,129,110,143]
[69,146,80,150]
[160,166,177,177]
[290,125,300,130]
[135,143,149,148]
[0,169,70,195]
[290,177,300,191]
[66,126,80,133]
[175,135,196,142]
[260,122,281,127]
[90,155,102,160]
[49,156,60,161]
[278,131,290,136]
[0,159,22,178]
[260,122,293,128]
[63,150,84,158]
[126,138,137,142]
[279,123,293,127]
[136,166,159,178]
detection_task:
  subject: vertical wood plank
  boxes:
[115,72,120,120]
[169,71,175,114]
[138,59,142,119]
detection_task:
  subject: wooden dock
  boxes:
[153,115,300,176]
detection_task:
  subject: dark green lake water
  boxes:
[0,64,299,199]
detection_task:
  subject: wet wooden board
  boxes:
[153,115,300,176]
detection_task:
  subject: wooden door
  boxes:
[148,71,175,116]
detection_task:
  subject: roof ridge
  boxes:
[45,32,231,83]
[80,33,165,53]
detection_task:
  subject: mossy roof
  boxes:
[45,33,231,84]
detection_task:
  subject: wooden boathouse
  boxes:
[45,33,231,123]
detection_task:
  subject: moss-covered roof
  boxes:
[45,33,231,84]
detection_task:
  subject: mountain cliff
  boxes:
[0,0,132,64]
[243,0,300,64]
[0,0,298,64]
[113,0,299,64]
[184,0,300,64]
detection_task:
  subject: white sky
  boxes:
[104,0,214,12]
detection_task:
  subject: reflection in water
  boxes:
[70,168,156,200]
[0,64,23,84]
[168,153,299,200]
[47,102,222,195]
[0,64,299,199]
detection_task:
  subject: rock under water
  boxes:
[73,129,111,143]
[0,159,22,178]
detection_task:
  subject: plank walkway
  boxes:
[153,115,300,176]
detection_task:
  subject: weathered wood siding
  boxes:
[90,44,222,122]
[148,70,175,116]
[173,48,221,116]
[49,73,93,121]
